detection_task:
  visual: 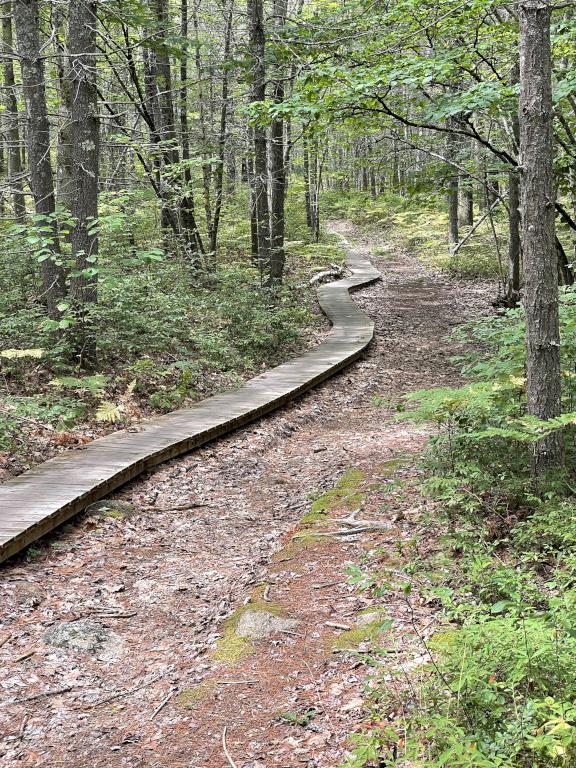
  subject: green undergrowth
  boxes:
[340,304,576,767]
[332,609,391,651]
[323,190,507,279]
[0,184,346,462]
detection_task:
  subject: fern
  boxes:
[94,401,122,423]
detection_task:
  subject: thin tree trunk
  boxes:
[247,0,270,278]
[446,119,459,248]
[507,65,522,306]
[519,0,563,473]
[179,0,203,262]
[192,1,214,256]
[210,0,234,257]
[2,2,25,222]
[13,0,66,319]
[269,0,287,283]
[303,135,312,229]
[68,0,100,369]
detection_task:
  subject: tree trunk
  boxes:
[507,167,522,305]
[446,120,459,248]
[519,0,563,473]
[269,0,287,283]
[210,0,234,257]
[507,65,522,307]
[303,136,313,229]
[2,2,26,222]
[179,0,202,264]
[459,184,474,226]
[13,0,66,319]
[68,0,99,369]
[247,0,270,278]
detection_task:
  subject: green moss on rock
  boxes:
[309,469,366,517]
[331,610,391,650]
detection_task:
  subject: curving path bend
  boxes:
[0,242,381,564]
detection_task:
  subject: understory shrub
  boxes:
[342,296,576,767]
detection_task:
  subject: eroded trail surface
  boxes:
[0,223,492,768]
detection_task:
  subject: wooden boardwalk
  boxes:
[0,245,380,563]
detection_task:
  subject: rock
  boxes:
[235,610,299,640]
[355,611,382,627]
[85,500,135,518]
[341,697,364,712]
[44,619,123,657]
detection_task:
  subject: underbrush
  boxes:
[0,184,344,469]
[323,189,506,280]
[342,294,576,767]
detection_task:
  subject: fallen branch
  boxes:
[91,674,162,709]
[314,509,391,536]
[222,726,240,768]
[14,686,73,705]
[150,688,176,720]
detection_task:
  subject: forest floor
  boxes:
[0,222,493,768]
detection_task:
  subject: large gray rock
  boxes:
[235,609,299,640]
[44,619,123,656]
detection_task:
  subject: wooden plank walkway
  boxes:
[0,245,380,563]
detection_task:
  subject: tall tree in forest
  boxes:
[247,0,271,280]
[67,0,100,368]
[14,0,67,319]
[519,0,562,473]
[2,2,25,223]
[269,0,287,283]
[210,0,235,257]
[446,118,459,249]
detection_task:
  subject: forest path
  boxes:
[0,223,491,767]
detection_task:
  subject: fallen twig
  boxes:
[18,715,28,740]
[14,686,73,705]
[141,502,211,513]
[325,621,351,631]
[91,675,162,709]
[216,680,258,686]
[150,688,176,720]
[13,650,36,663]
[222,726,240,768]
[312,581,341,590]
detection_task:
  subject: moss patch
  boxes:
[331,610,391,650]
[176,681,217,708]
[213,596,287,663]
[309,469,366,517]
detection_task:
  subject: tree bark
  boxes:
[519,0,563,473]
[13,0,66,318]
[507,65,522,306]
[247,0,271,278]
[210,0,234,257]
[446,120,459,248]
[269,0,287,283]
[179,0,203,263]
[2,2,26,222]
[68,0,99,369]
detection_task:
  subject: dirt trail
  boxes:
[0,223,492,768]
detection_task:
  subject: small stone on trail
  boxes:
[235,610,299,640]
[355,611,382,627]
